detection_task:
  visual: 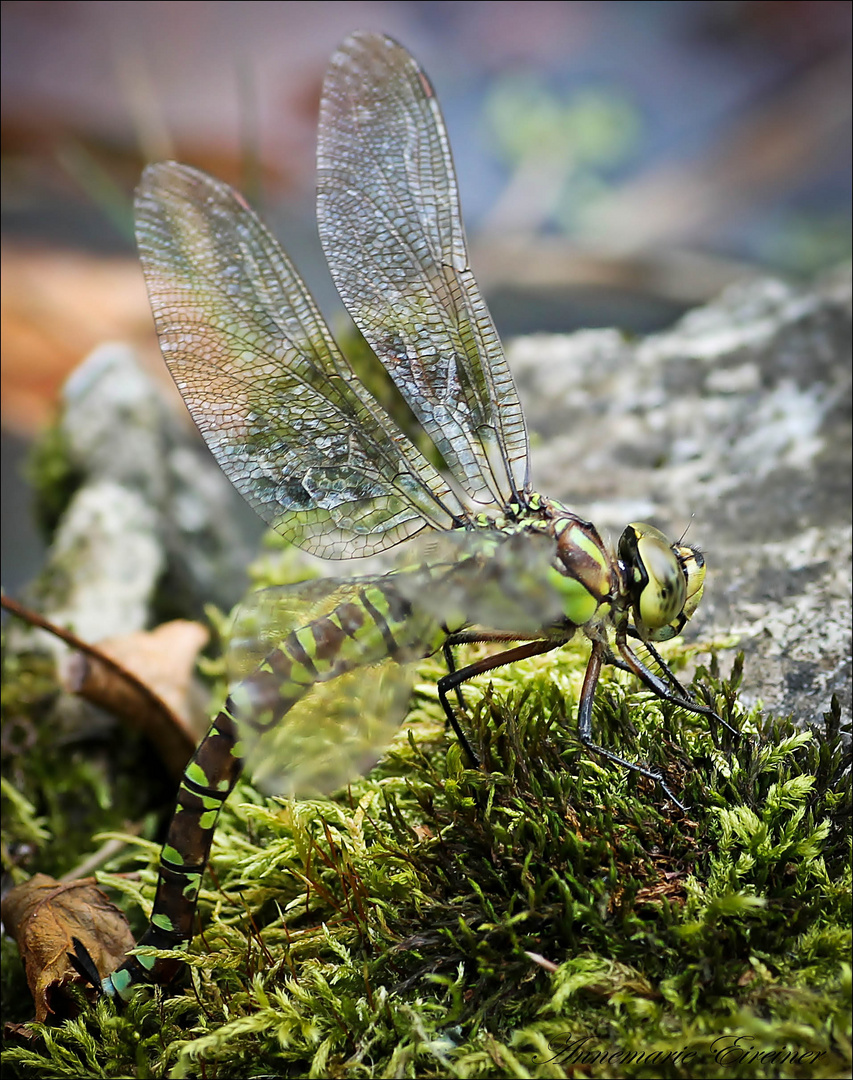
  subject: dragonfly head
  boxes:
[619,522,706,642]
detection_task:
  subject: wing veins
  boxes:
[318,33,529,506]
[137,162,467,550]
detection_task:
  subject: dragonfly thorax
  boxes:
[546,509,617,629]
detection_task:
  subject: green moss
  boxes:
[0,640,175,1040]
[0,644,171,878]
[2,630,849,1078]
[25,421,84,540]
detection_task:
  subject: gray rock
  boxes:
[35,480,163,648]
[510,267,851,724]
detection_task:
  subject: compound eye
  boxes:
[621,523,687,634]
[676,544,706,623]
[638,535,686,630]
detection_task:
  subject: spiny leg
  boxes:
[577,640,688,812]
[633,637,742,741]
[441,638,467,714]
[438,637,561,767]
[606,631,742,747]
[441,629,540,712]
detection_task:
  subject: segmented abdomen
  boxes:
[103,578,438,999]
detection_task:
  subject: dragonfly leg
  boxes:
[441,629,540,712]
[636,638,742,741]
[600,645,634,675]
[578,640,688,812]
[616,633,740,739]
[438,638,561,767]
[441,640,468,713]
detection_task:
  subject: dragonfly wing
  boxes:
[227,577,440,796]
[238,662,416,797]
[225,538,566,799]
[136,163,465,558]
[393,531,570,638]
[317,32,530,511]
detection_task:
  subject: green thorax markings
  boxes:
[466,496,617,632]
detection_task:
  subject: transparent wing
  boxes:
[236,662,416,798]
[394,530,569,638]
[317,32,530,511]
[135,162,466,559]
[227,576,440,796]
[226,530,570,795]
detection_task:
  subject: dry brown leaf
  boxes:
[1,873,135,1022]
[60,619,210,778]
[0,244,162,435]
[96,619,210,735]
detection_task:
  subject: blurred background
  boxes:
[2,0,851,593]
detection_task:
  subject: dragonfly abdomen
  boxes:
[101,709,240,998]
[102,577,444,999]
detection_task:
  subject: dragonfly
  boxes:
[100,31,728,1000]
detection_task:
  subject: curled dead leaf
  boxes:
[1,873,135,1022]
[60,618,209,779]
